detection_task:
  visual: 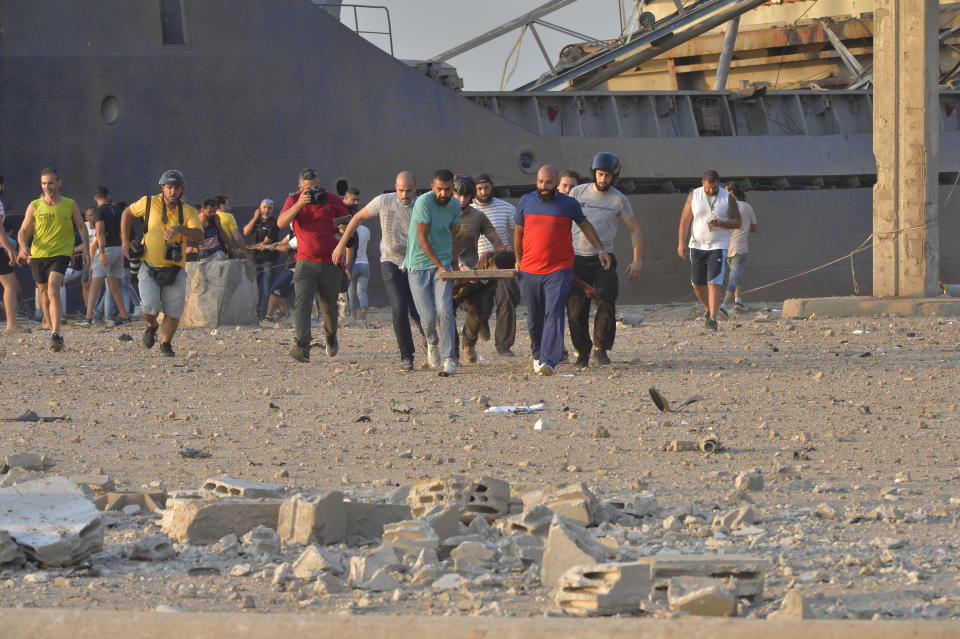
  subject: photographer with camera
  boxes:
[121,169,202,357]
[243,198,280,319]
[278,168,351,363]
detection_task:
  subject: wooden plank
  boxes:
[438,269,517,280]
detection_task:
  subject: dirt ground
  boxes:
[1,302,959,619]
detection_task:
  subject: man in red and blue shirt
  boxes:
[514,165,608,376]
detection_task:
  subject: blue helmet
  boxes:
[158,169,186,187]
[590,152,621,184]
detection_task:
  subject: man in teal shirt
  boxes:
[404,169,461,375]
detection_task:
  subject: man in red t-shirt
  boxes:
[278,168,350,362]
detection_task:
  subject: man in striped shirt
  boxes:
[472,173,519,356]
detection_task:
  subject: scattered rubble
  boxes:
[555,562,652,616]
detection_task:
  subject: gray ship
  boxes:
[1,0,958,304]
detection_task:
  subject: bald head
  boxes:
[536,165,560,201]
[395,170,417,205]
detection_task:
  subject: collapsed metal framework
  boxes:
[427,0,769,92]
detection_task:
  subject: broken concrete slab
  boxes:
[130,534,176,561]
[348,546,402,586]
[0,530,22,565]
[605,493,660,518]
[497,504,553,537]
[382,520,440,558]
[0,468,46,488]
[276,491,345,545]
[161,496,281,545]
[3,453,55,471]
[202,477,283,499]
[635,554,771,600]
[463,476,510,523]
[713,505,758,531]
[408,475,485,521]
[768,589,814,620]
[344,501,410,540]
[292,544,345,581]
[499,533,544,564]
[181,258,259,327]
[241,525,281,561]
[735,470,764,492]
[67,474,115,495]
[541,515,607,587]
[555,562,652,617]
[667,577,737,616]
[314,572,347,594]
[522,483,598,527]
[0,476,103,566]
[94,491,168,514]
[450,540,496,573]
[423,505,461,541]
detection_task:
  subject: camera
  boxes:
[333,214,357,247]
[164,241,183,263]
[307,186,327,205]
[128,241,144,274]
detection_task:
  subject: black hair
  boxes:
[560,170,581,181]
[702,169,720,182]
[95,185,110,199]
[345,187,360,197]
[730,184,747,201]
[433,169,454,183]
[214,195,228,208]
[201,197,218,210]
[40,167,60,179]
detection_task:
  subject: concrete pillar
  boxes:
[872,0,939,297]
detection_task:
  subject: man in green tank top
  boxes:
[17,167,89,352]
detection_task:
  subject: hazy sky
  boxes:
[332,1,630,91]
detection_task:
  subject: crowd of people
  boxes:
[0,155,760,370]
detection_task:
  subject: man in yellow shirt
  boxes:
[121,170,202,357]
[214,195,249,259]
[17,167,88,352]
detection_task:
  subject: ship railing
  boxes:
[314,3,394,57]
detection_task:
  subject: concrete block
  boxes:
[3,452,54,471]
[382,520,439,558]
[555,562,652,617]
[667,577,736,616]
[768,590,814,620]
[463,476,510,523]
[713,505,758,531]
[181,259,259,327]
[241,525,280,561]
[423,505,461,541]
[782,296,960,319]
[500,533,544,564]
[450,540,496,572]
[292,544,345,580]
[734,471,764,492]
[361,568,403,591]
[605,493,660,518]
[202,477,283,499]
[0,476,103,566]
[635,554,771,600]
[0,530,22,564]
[276,491,345,545]
[94,491,168,513]
[431,573,465,591]
[344,501,410,540]
[407,475,474,519]
[161,496,281,545]
[130,534,175,561]
[541,515,607,587]
[497,504,553,536]
[522,483,597,526]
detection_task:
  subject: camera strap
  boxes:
[145,195,183,229]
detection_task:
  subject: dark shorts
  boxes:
[271,269,294,297]
[689,248,727,286]
[0,251,12,276]
[30,255,71,284]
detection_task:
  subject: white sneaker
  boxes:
[537,363,554,377]
[426,343,440,368]
[532,358,542,373]
[441,358,457,375]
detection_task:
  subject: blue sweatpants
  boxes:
[518,268,572,368]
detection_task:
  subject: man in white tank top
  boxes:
[676,170,741,331]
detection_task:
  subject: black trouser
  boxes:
[478,278,519,352]
[458,281,495,348]
[566,253,619,355]
[381,261,424,361]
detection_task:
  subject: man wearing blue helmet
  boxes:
[567,152,644,368]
